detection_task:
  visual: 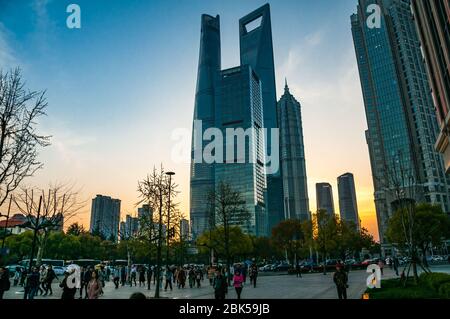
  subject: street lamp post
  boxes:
[165,172,175,268]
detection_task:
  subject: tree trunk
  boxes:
[36,231,49,266]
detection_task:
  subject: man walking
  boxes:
[213,268,227,300]
[333,264,348,300]
[113,267,120,289]
[43,265,58,296]
[164,267,173,291]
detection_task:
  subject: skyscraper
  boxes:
[278,80,310,221]
[190,13,221,240]
[316,183,335,216]
[351,0,450,245]
[337,173,360,230]
[411,0,450,173]
[190,4,280,238]
[239,4,284,231]
[89,195,121,242]
[180,218,190,241]
[214,65,267,236]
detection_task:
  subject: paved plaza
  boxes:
[3,265,449,300]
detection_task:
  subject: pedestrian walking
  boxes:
[188,268,195,288]
[87,270,103,299]
[233,270,244,299]
[113,267,120,289]
[177,267,186,289]
[296,263,302,278]
[130,265,137,286]
[24,267,40,300]
[139,266,146,287]
[249,263,258,288]
[82,267,93,298]
[120,265,126,286]
[195,268,202,288]
[213,268,227,300]
[393,256,399,276]
[0,267,11,299]
[13,267,21,287]
[333,264,348,300]
[146,265,152,290]
[38,265,47,295]
[43,265,58,296]
[378,259,384,276]
[164,267,173,291]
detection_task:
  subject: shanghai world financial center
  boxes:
[190,4,310,239]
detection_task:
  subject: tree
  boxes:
[197,226,252,263]
[0,68,50,210]
[250,236,280,263]
[66,222,85,236]
[387,203,450,270]
[207,181,250,282]
[334,219,375,261]
[271,219,306,265]
[312,209,338,274]
[136,165,178,298]
[13,183,84,267]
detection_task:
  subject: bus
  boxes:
[67,259,102,268]
[19,259,65,268]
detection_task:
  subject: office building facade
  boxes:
[351,0,450,244]
[337,173,361,230]
[316,183,335,216]
[411,0,450,173]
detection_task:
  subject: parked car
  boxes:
[53,266,67,276]
[5,265,25,277]
[274,264,290,272]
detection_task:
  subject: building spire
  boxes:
[284,77,289,93]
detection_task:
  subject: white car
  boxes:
[52,266,67,276]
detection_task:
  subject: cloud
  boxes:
[0,23,17,69]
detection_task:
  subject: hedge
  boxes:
[419,272,450,291]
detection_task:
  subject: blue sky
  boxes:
[0,0,379,239]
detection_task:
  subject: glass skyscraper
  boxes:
[190,4,280,238]
[337,173,361,230]
[351,0,450,245]
[278,81,310,221]
[190,14,220,240]
[316,183,335,216]
[215,65,267,236]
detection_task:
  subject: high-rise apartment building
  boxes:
[89,195,121,242]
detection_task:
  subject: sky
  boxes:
[0,0,379,241]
